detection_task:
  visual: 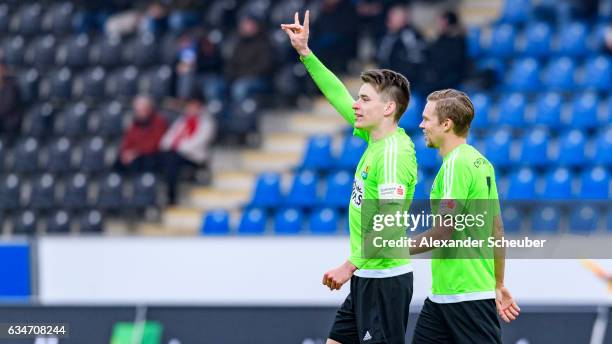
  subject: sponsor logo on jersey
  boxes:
[379,183,406,200]
[361,165,370,180]
[351,178,364,208]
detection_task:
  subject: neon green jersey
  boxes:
[429,143,500,303]
[301,53,417,275]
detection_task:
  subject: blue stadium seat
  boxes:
[533,92,562,129]
[93,34,123,67]
[569,205,600,233]
[80,136,106,173]
[399,95,424,130]
[275,208,303,234]
[13,210,38,235]
[46,210,71,234]
[107,66,139,99]
[530,205,561,233]
[130,173,158,208]
[97,172,124,211]
[45,2,75,35]
[250,172,282,208]
[0,174,21,210]
[467,27,481,57]
[127,33,160,66]
[593,127,612,166]
[98,101,124,137]
[501,204,522,233]
[201,210,230,235]
[2,35,26,66]
[48,67,73,101]
[13,137,40,174]
[141,65,173,99]
[0,4,8,32]
[499,0,530,24]
[569,92,599,129]
[286,170,319,208]
[23,102,54,138]
[470,92,490,129]
[18,68,40,103]
[81,67,106,99]
[413,134,440,170]
[507,167,536,199]
[62,173,89,209]
[507,58,540,92]
[56,102,88,137]
[46,137,73,174]
[322,170,352,208]
[487,24,516,57]
[30,173,57,210]
[518,128,550,168]
[556,22,589,57]
[80,210,104,233]
[0,140,5,172]
[301,135,333,171]
[579,167,609,199]
[238,208,266,234]
[61,34,91,69]
[477,58,506,81]
[544,57,576,91]
[484,128,512,169]
[497,93,526,127]
[15,4,42,35]
[557,130,587,167]
[520,22,553,57]
[582,56,612,91]
[541,167,573,199]
[28,35,57,67]
[335,134,367,170]
[310,207,339,234]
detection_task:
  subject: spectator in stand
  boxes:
[376,4,427,94]
[114,95,168,174]
[160,97,216,205]
[603,23,612,55]
[225,13,273,103]
[176,28,225,103]
[355,0,403,45]
[422,10,467,94]
[310,0,358,73]
[105,1,167,37]
[0,61,23,144]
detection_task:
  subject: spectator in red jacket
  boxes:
[114,95,168,174]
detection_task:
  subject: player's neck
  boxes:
[369,122,398,142]
[439,136,466,158]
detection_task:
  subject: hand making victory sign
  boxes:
[280,11,312,57]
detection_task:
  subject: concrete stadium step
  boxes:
[189,187,251,210]
[287,114,348,135]
[161,207,202,234]
[460,0,502,26]
[241,150,301,173]
[262,132,308,154]
[213,170,256,191]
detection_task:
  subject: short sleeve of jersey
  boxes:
[374,136,416,203]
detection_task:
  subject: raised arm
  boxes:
[281,11,356,126]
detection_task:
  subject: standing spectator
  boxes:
[0,62,23,144]
[376,4,427,94]
[225,13,273,103]
[422,11,468,94]
[160,97,215,205]
[310,0,358,73]
[114,95,168,174]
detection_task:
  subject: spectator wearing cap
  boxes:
[160,97,216,205]
[0,62,23,144]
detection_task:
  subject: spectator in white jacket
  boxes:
[160,97,215,204]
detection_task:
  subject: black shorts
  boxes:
[329,272,413,344]
[412,297,501,344]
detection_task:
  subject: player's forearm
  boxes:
[300,52,356,125]
[342,260,358,273]
[494,215,505,287]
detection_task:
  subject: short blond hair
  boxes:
[427,89,474,137]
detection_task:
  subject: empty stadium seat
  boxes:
[47,67,73,101]
[593,127,612,166]
[507,167,536,199]
[544,57,576,91]
[556,22,589,57]
[92,34,123,67]
[285,170,318,208]
[541,167,573,199]
[530,205,561,233]
[582,56,612,91]
[97,172,125,211]
[569,205,600,233]
[2,35,26,65]
[238,208,266,234]
[470,92,490,129]
[335,134,367,170]
[501,204,522,233]
[496,93,526,127]
[520,22,553,57]
[486,24,516,57]
[301,135,333,171]
[0,174,21,210]
[250,172,282,208]
[569,92,599,129]
[518,128,550,167]
[556,130,587,167]
[130,172,158,208]
[45,137,73,174]
[14,4,42,35]
[579,167,609,199]
[0,140,5,172]
[413,134,440,170]
[80,209,104,233]
[44,2,75,35]
[467,27,481,57]
[13,210,38,235]
[28,34,57,67]
[22,102,54,138]
[30,173,56,210]
[55,102,88,137]
[499,0,530,24]
[310,207,339,234]
[484,128,512,169]
[274,208,303,234]
[13,137,40,174]
[321,170,352,208]
[97,101,124,137]
[507,58,540,92]
[46,210,71,234]
[398,95,424,130]
[201,210,230,235]
[81,67,107,99]
[79,136,106,173]
[62,173,89,209]
[106,66,139,99]
[126,33,160,66]
[59,34,91,69]
[0,4,8,32]
[533,92,562,128]
[140,65,173,99]
[18,68,40,103]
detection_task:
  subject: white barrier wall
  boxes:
[37,237,612,305]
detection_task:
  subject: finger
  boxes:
[505,309,516,321]
[499,311,510,323]
[509,306,520,317]
[322,273,328,285]
[294,12,300,26]
[513,302,521,312]
[304,10,310,31]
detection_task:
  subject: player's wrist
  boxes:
[298,47,311,57]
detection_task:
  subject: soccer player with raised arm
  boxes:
[282,11,418,344]
[410,89,520,343]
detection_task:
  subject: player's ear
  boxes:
[385,101,396,117]
[443,118,455,133]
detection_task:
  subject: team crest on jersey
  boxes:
[361,166,370,180]
[474,158,486,168]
